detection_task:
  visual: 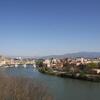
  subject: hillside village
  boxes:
[0,55,100,75]
[38,57,100,75]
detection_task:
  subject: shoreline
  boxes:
[38,68,100,82]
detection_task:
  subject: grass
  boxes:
[0,75,53,100]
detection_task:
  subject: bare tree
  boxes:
[0,76,53,100]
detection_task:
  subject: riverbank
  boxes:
[1,67,100,100]
[38,68,100,82]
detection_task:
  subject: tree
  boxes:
[98,62,100,68]
[36,60,44,67]
[63,63,73,72]
[87,63,98,68]
[78,64,87,70]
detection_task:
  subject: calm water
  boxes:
[0,67,100,100]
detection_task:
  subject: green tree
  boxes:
[36,60,44,67]
[87,63,98,68]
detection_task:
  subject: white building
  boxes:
[0,60,6,66]
[43,59,51,67]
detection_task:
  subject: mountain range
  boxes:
[41,52,100,59]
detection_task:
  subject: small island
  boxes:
[36,57,100,82]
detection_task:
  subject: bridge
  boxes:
[3,64,36,68]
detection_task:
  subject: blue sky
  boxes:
[0,0,100,56]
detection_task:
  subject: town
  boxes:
[1,55,100,81]
[0,56,36,68]
[37,57,100,82]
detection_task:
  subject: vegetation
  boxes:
[98,62,100,68]
[36,59,100,82]
[36,59,44,68]
[39,67,54,75]
[0,76,53,100]
[87,63,98,68]
[79,71,86,77]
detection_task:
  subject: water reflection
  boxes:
[0,67,100,100]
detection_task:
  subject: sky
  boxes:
[0,0,100,56]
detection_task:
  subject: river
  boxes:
[0,67,100,100]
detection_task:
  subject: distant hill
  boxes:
[41,52,100,59]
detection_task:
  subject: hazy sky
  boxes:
[0,0,100,56]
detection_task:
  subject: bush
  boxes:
[87,63,98,68]
[36,60,45,68]
[0,76,53,100]
[79,71,86,77]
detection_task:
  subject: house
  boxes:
[43,59,51,67]
[91,69,100,74]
